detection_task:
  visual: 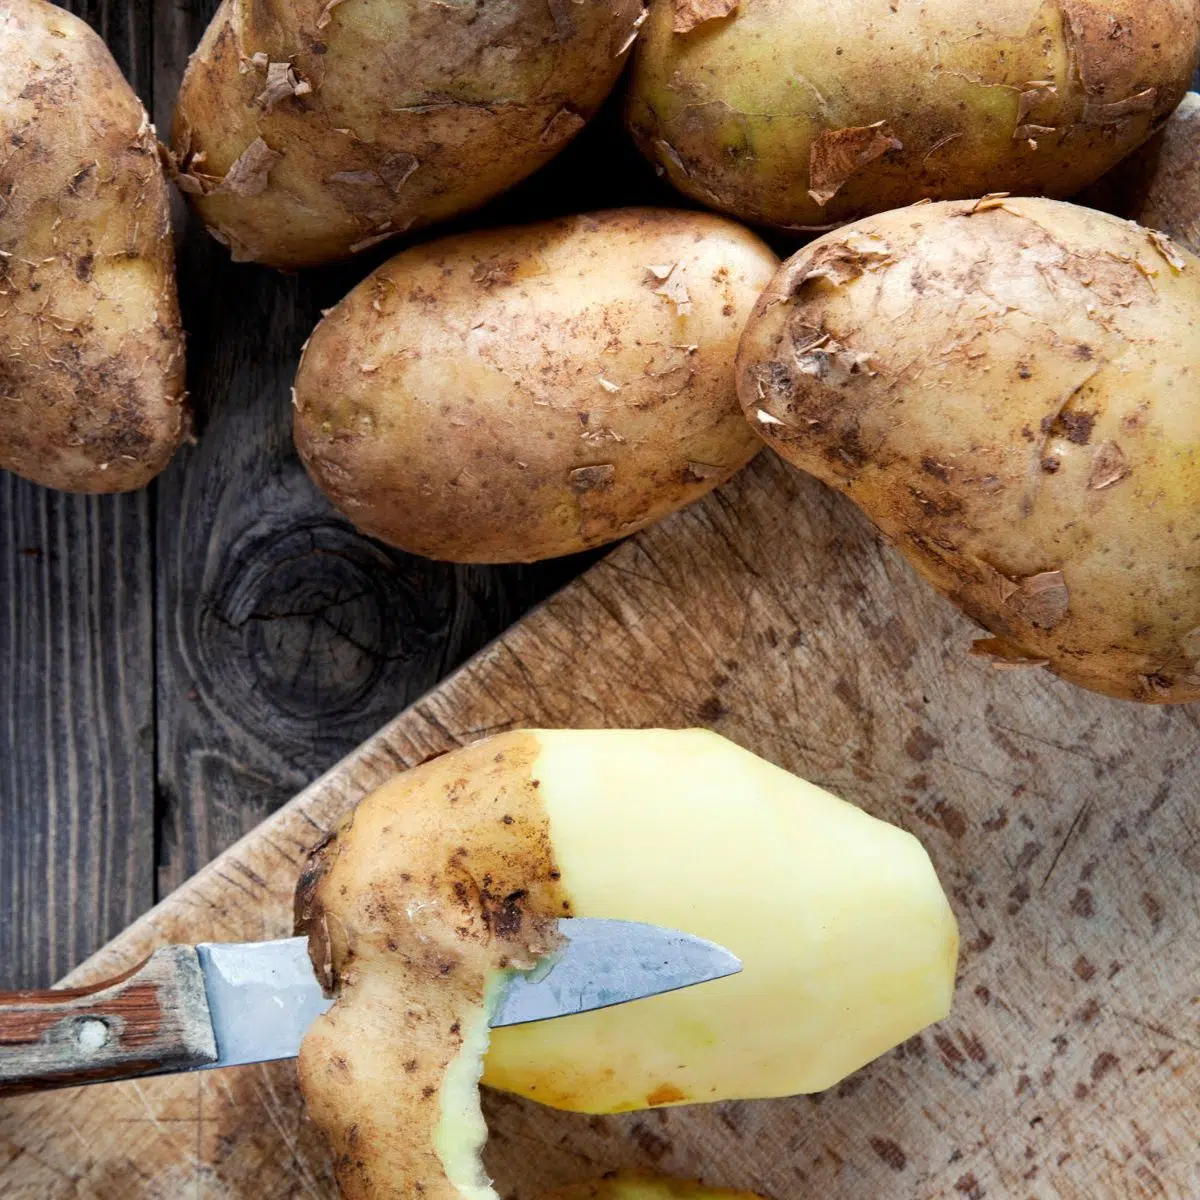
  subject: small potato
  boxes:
[627,0,1200,230]
[0,0,187,492]
[737,198,1200,704]
[294,209,775,562]
[171,0,646,268]
[1084,93,1200,256]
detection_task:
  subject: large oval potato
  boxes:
[736,198,1200,704]
[627,0,1200,230]
[171,0,646,268]
[0,0,187,492]
[294,209,775,562]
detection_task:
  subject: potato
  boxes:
[171,0,646,268]
[0,0,187,492]
[293,209,774,562]
[295,729,958,1199]
[543,1176,767,1200]
[1084,93,1200,256]
[626,0,1200,230]
[736,197,1200,704]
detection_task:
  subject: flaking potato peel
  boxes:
[294,729,958,1199]
[737,196,1200,704]
[171,0,647,268]
[293,209,776,563]
[627,0,1200,231]
[0,0,187,492]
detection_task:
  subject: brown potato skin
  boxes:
[294,209,774,563]
[627,0,1200,231]
[542,1177,768,1199]
[737,198,1200,704]
[171,0,646,268]
[1083,93,1200,256]
[294,732,568,1200]
[0,0,187,492]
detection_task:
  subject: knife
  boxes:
[0,918,740,1097]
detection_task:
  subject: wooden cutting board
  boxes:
[2,452,1198,1199]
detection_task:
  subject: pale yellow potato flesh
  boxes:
[737,197,1200,703]
[627,0,1200,230]
[296,729,958,1198]
[171,0,646,268]
[542,1175,768,1199]
[0,0,187,492]
[486,730,958,1109]
[293,209,775,563]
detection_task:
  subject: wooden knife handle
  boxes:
[0,946,217,1095]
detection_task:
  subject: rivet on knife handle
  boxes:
[0,946,217,1096]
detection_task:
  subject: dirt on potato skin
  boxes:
[292,208,773,564]
[627,0,1200,231]
[736,197,1200,704]
[294,732,572,1200]
[0,0,187,493]
[170,0,647,269]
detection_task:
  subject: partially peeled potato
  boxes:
[294,729,958,1199]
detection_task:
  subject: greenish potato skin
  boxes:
[171,0,646,269]
[294,209,775,563]
[627,0,1200,231]
[0,0,187,492]
[736,198,1200,704]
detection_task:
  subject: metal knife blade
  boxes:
[197,918,741,1070]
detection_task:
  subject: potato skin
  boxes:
[737,198,1200,704]
[1084,93,1200,256]
[627,0,1200,230]
[543,1177,767,1200]
[0,0,187,492]
[294,209,774,563]
[171,0,646,268]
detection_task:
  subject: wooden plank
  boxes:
[0,0,157,991]
[2,453,1197,1197]
[146,0,601,898]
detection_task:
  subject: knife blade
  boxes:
[0,919,741,1094]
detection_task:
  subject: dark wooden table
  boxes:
[0,0,688,989]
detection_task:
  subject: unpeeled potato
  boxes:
[627,0,1200,230]
[0,0,187,492]
[294,209,775,562]
[171,0,646,268]
[737,197,1200,703]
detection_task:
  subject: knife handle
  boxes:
[0,946,218,1096]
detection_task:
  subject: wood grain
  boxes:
[0,947,215,1095]
[1,0,597,990]
[3,453,1198,1197]
[0,482,156,990]
[145,0,621,899]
